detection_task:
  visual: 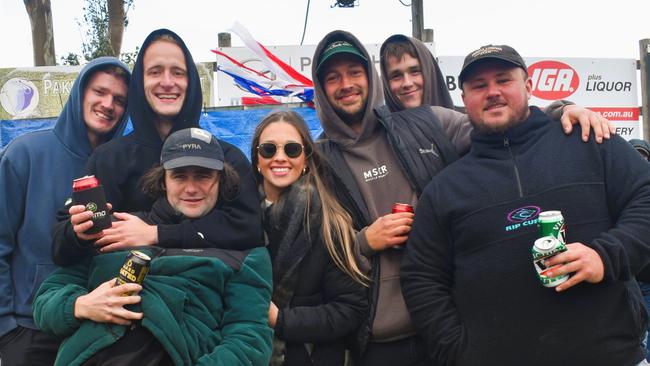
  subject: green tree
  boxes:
[79,0,134,61]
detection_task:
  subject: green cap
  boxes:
[316,40,367,75]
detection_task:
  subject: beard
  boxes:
[471,105,531,135]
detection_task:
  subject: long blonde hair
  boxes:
[252,110,369,285]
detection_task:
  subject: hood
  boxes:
[53,57,130,158]
[629,139,650,156]
[128,28,202,146]
[312,30,384,144]
[380,34,454,112]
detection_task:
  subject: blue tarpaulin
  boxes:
[0,107,323,161]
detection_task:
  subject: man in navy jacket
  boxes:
[401,44,650,366]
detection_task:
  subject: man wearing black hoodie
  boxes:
[313,31,622,366]
[401,44,650,366]
[52,29,262,265]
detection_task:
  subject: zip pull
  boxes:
[503,137,510,147]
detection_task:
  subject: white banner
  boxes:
[214,45,641,139]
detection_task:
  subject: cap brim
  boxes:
[317,49,367,74]
[163,156,224,171]
[459,56,525,84]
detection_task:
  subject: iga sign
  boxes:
[528,61,580,100]
[439,56,641,139]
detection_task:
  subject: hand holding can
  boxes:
[391,203,414,249]
[71,175,112,234]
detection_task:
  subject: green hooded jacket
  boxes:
[33,247,273,366]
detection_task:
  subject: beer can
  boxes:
[72,175,100,192]
[538,210,566,244]
[532,236,569,287]
[392,203,414,214]
[115,250,151,295]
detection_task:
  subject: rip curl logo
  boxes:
[86,202,98,212]
[505,205,540,232]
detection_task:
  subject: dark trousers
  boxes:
[0,326,60,366]
[352,335,431,366]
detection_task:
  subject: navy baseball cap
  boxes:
[161,128,224,170]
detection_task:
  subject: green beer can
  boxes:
[538,210,566,244]
[532,236,569,287]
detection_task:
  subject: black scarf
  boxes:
[264,176,321,308]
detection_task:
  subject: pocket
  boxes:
[27,263,57,303]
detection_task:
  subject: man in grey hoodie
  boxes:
[313,30,616,366]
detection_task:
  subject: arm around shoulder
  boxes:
[157,144,263,249]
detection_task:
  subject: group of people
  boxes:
[1,26,649,366]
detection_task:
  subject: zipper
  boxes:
[504,137,523,197]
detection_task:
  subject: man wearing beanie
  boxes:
[401,44,650,365]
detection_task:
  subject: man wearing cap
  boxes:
[312,31,620,366]
[52,29,262,266]
[36,127,273,366]
[401,44,650,365]
[0,57,130,365]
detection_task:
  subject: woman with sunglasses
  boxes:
[251,110,367,366]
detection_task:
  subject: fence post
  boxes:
[640,39,650,141]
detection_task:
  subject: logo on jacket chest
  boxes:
[363,164,388,182]
[504,205,540,232]
[418,144,439,156]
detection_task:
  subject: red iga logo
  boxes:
[528,61,579,100]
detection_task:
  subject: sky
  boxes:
[1,0,649,68]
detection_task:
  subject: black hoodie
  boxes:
[52,29,262,265]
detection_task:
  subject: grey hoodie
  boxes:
[313,30,419,342]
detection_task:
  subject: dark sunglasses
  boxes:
[257,142,304,159]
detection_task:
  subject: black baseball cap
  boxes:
[161,128,224,170]
[458,44,527,87]
[316,40,368,75]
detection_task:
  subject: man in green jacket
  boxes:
[33,128,273,366]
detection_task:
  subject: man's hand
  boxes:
[365,212,414,251]
[69,203,113,241]
[544,242,605,292]
[74,278,143,325]
[95,212,158,252]
[560,105,614,143]
[268,301,279,328]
